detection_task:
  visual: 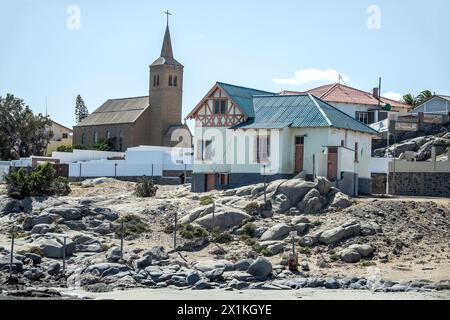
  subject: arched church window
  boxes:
[93,131,98,144]
[81,132,86,144]
[119,130,123,151]
[174,76,177,87]
[169,75,173,86]
[106,130,111,140]
[157,75,160,86]
[153,75,156,87]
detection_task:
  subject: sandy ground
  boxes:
[61,287,450,300]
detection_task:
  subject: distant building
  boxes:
[409,94,450,115]
[280,83,410,124]
[187,82,378,196]
[72,20,192,152]
[46,120,73,154]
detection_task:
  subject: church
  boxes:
[73,18,192,151]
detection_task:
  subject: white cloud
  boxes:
[272,68,350,85]
[383,92,403,101]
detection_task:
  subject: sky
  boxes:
[0,0,449,131]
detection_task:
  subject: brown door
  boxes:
[327,147,338,182]
[294,136,304,173]
[206,174,216,191]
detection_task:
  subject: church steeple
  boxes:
[160,25,174,59]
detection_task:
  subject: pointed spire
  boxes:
[160,25,174,59]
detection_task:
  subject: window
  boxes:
[220,173,229,186]
[354,142,359,162]
[174,76,178,87]
[168,75,173,86]
[106,130,111,139]
[214,100,227,114]
[81,132,86,144]
[197,139,213,160]
[295,136,304,145]
[157,75,160,86]
[153,75,156,87]
[62,133,68,139]
[256,135,271,163]
[355,111,369,124]
[341,140,345,147]
[119,130,123,151]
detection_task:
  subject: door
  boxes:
[294,136,304,173]
[206,174,216,192]
[327,147,338,182]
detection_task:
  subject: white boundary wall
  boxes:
[370,157,394,173]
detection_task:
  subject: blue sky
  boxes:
[0,0,449,130]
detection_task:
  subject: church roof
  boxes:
[231,93,378,135]
[75,96,149,127]
[151,25,183,67]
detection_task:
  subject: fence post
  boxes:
[114,163,117,179]
[212,201,216,231]
[173,211,178,251]
[9,227,15,279]
[151,164,154,183]
[263,165,267,209]
[120,222,124,261]
[79,163,82,182]
[184,164,187,185]
[62,236,67,274]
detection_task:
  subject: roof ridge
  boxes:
[107,95,149,101]
[319,83,340,99]
[308,94,332,126]
[217,82,274,94]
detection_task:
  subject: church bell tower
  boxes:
[148,11,184,146]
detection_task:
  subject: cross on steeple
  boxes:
[164,10,172,26]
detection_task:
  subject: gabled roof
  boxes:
[231,93,378,135]
[51,120,73,132]
[186,82,274,119]
[409,94,450,114]
[75,96,149,127]
[293,83,410,109]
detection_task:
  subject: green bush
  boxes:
[179,224,208,239]
[242,223,256,237]
[299,247,311,255]
[134,176,158,197]
[56,145,73,152]
[199,195,214,206]
[5,163,71,198]
[330,253,339,262]
[28,246,44,257]
[114,215,150,239]
[211,229,233,244]
[254,244,274,257]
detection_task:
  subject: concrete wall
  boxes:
[370,157,393,173]
[52,150,125,163]
[388,172,450,197]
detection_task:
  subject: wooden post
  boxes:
[184,164,187,185]
[212,201,216,232]
[263,165,267,208]
[9,227,15,279]
[62,236,67,274]
[114,163,117,179]
[79,163,82,182]
[151,164,154,183]
[173,211,178,251]
[120,222,124,261]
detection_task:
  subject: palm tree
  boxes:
[401,93,417,107]
[416,90,433,104]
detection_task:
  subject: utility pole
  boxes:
[377,77,382,122]
[173,211,178,251]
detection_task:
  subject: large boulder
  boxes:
[0,197,22,216]
[271,193,291,214]
[35,234,75,259]
[42,206,84,221]
[319,222,361,245]
[315,177,332,196]
[276,179,317,205]
[259,223,291,241]
[195,207,251,231]
[133,255,152,269]
[329,191,353,209]
[73,235,104,253]
[247,257,272,279]
[179,205,214,225]
[143,246,169,261]
[106,247,122,263]
[339,249,361,263]
[193,260,234,272]
[0,255,23,272]
[84,263,130,277]
[297,189,327,214]
[349,244,374,257]
[387,141,419,157]
[31,224,55,235]
[23,213,58,230]
[186,270,202,286]
[90,207,119,221]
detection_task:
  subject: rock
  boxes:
[387,141,419,157]
[90,207,119,221]
[0,255,23,272]
[297,189,327,213]
[143,246,169,261]
[247,257,272,279]
[25,253,42,266]
[315,177,332,195]
[186,270,202,286]
[93,222,114,235]
[291,216,310,225]
[329,192,353,209]
[276,179,317,205]
[179,205,214,224]
[194,280,213,290]
[205,268,224,281]
[35,234,75,259]
[64,220,87,231]
[73,235,104,253]
[31,224,55,235]
[301,260,310,271]
[0,198,22,215]
[233,259,253,271]
[259,223,290,241]
[84,263,130,277]
[227,279,250,290]
[298,233,320,247]
[167,275,187,287]
[235,185,254,197]
[195,207,251,231]
[47,262,61,276]
[291,223,308,235]
[339,249,361,263]
[23,213,57,230]
[266,242,285,255]
[43,206,83,221]
[349,244,374,257]
[360,223,382,236]
[133,255,152,269]
[271,193,291,214]
[319,223,361,245]
[324,277,340,289]
[106,247,122,263]
[193,260,234,272]
[24,268,44,281]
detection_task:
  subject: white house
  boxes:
[281,83,410,124]
[187,82,378,196]
[409,95,450,115]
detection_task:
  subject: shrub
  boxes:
[299,247,311,255]
[254,244,273,257]
[359,261,376,267]
[134,176,158,198]
[56,145,73,152]
[211,229,233,244]
[199,195,214,206]
[312,220,322,227]
[243,202,260,215]
[114,215,150,239]
[330,253,339,262]
[5,163,71,198]
[242,223,256,237]
[28,246,44,257]
[179,224,209,239]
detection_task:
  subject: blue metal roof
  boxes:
[217,82,274,118]
[231,93,378,135]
